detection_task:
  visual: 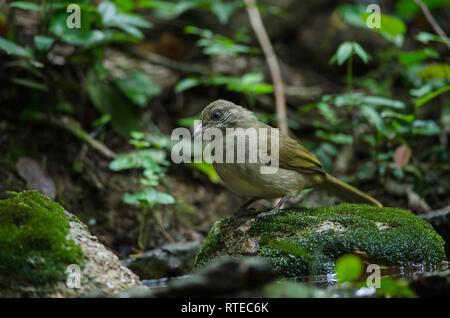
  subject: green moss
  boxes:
[195,217,229,267]
[0,191,84,287]
[195,204,446,277]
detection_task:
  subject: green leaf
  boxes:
[331,93,364,107]
[185,26,259,56]
[316,130,354,144]
[361,105,383,131]
[330,42,370,65]
[0,36,32,58]
[416,31,449,45]
[415,85,450,107]
[138,0,197,20]
[92,114,111,128]
[210,0,242,24]
[376,277,417,298]
[18,108,46,121]
[130,140,150,148]
[109,149,167,172]
[418,64,450,80]
[190,162,221,183]
[98,1,152,39]
[335,254,363,283]
[109,153,140,171]
[352,42,371,64]
[317,102,337,124]
[411,120,442,135]
[11,78,48,91]
[115,0,135,11]
[396,0,447,18]
[362,96,405,109]
[397,48,439,67]
[224,73,273,94]
[114,72,161,107]
[10,1,42,11]
[177,114,200,127]
[330,41,353,65]
[131,131,145,140]
[34,35,54,52]
[123,188,175,206]
[361,13,406,36]
[56,100,75,113]
[175,77,201,93]
[381,110,415,122]
[50,12,137,47]
[339,4,366,28]
[201,73,273,95]
[86,68,140,137]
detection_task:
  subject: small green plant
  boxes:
[109,131,175,250]
[304,4,449,205]
[330,41,371,93]
[175,72,273,95]
[335,254,363,283]
[184,25,260,56]
[335,254,417,298]
[175,26,273,97]
[0,0,159,139]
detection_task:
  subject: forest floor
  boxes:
[1,108,442,259]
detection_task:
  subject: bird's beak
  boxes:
[192,123,205,139]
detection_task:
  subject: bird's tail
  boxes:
[317,173,382,207]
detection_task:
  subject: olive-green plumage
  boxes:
[197,100,382,215]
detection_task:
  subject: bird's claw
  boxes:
[256,209,280,218]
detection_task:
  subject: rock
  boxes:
[16,157,56,199]
[121,241,202,280]
[420,205,450,258]
[126,257,277,298]
[409,269,450,298]
[195,204,447,277]
[0,191,145,297]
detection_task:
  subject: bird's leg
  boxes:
[240,197,257,211]
[227,198,258,223]
[233,198,258,217]
[257,196,289,218]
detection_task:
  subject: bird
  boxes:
[192,99,382,217]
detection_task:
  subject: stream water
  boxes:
[141,263,446,297]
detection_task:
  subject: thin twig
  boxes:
[126,48,211,75]
[49,116,117,159]
[127,48,317,100]
[414,0,450,49]
[244,0,288,134]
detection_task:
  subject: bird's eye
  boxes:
[212,111,221,120]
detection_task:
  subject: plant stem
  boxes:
[244,0,288,134]
[347,54,353,94]
[414,0,450,49]
[137,207,148,250]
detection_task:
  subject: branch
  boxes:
[126,48,211,75]
[49,116,117,160]
[244,0,288,134]
[414,0,450,49]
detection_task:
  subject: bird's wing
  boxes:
[279,136,325,174]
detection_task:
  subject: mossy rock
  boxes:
[195,204,447,277]
[0,190,146,297]
[0,190,84,288]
